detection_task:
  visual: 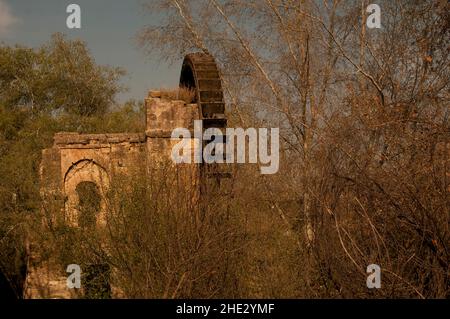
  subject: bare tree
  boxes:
[138,0,449,298]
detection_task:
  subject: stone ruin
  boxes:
[25,53,229,298]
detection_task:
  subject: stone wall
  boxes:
[26,93,202,299]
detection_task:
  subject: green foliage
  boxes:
[0,34,143,298]
[0,33,125,116]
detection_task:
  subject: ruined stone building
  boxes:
[25,53,228,298]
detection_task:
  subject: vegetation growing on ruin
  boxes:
[0,0,449,299]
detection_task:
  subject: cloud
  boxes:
[0,0,19,36]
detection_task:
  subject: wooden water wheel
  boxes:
[179,53,227,130]
[180,53,231,188]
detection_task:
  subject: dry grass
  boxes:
[159,87,196,103]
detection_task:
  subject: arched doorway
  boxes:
[76,181,101,230]
[64,160,109,227]
[64,160,112,298]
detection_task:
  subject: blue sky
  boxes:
[0,0,180,103]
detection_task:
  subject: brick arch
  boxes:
[64,159,110,227]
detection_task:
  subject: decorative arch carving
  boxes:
[63,159,110,227]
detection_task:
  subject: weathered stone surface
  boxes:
[54,133,146,147]
[29,97,202,299]
[148,90,162,98]
[145,98,199,135]
[30,53,228,299]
